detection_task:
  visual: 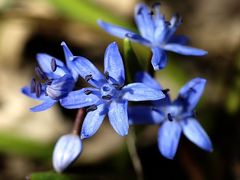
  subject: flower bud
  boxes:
[53,134,82,173]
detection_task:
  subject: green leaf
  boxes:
[49,0,135,30]
[30,171,75,180]
[123,38,143,83]
[0,131,53,160]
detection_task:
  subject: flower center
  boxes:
[162,105,183,121]
[100,83,118,100]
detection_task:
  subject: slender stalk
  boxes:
[72,108,86,135]
[126,127,144,180]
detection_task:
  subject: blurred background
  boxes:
[0,0,239,179]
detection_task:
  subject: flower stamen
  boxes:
[30,78,36,93]
[51,58,57,72]
[102,95,112,100]
[86,105,97,112]
[84,89,92,95]
[167,113,173,121]
[35,67,47,80]
[85,74,93,82]
[35,82,42,97]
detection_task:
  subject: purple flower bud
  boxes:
[53,134,82,173]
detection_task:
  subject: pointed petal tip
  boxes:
[200,50,208,56]
[97,19,103,24]
[80,133,88,140]
[30,106,42,112]
[153,65,164,71]
[160,147,176,160]
[118,130,128,137]
[61,41,66,46]
[163,154,175,160]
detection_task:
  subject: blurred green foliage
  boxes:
[49,0,135,30]
[0,131,52,160]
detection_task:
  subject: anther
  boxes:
[104,71,110,80]
[35,67,47,80]
[51,58,57,72]
[30,78,36,93]
[85,74,93,82]
[162,88,170,94]
[86,105,97,112]
[149,10,154,15]
[165,21,171,26]
[167,113,173,121]
[137,7,143,15]
[112,84,123,90]
[84,89,92,95]
[35,82,42,98]
[189,87,197,93]
[102,95,112,100]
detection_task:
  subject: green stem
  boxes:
[126,127,144,180]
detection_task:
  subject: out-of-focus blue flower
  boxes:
[129,72,213,159]
[60,42,165,138]
[53,134,82,173]
[98,3,207,70]
[21,42,79,112]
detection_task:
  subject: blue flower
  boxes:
[21,42,79,112]
[98,3,207,70]
[60,42,165,138]
[53,134,82,173]
[129,72,213,159]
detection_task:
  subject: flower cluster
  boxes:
[22,2,212,173]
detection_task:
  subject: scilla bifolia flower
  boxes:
[53,134,82,173]
[129,72,213,159]
[60,42,165,138]
[98,3,207,70]
[22,42,79,111]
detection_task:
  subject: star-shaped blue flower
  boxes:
[22,42,80,112]
[98,3,207,70]
[129,72,213,159]
[60,42,165,138]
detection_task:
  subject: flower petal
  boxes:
[182,118,213,152]
[128,106,164,125]
[30,99,57,112]
[151,47,167,70]
[177,78,206,111]
[61,41,73,60]
[46,74,75,99]
[81,103,107,139]
[53,134,82,173]
[122,83,165,101]
[98,19,135,39]
[135,71,162,90]
[104,42,125,86]
[108,100,128,136]
[168,35,189,45]
[21,86,48,100]
[165,14,183,41]
[134,3,154,40]
[158,120,182,159]
[164,43,207,56]
[70,56,106,88]
[61,41,79,80]
[60,88,99,109]
[125,33,152,46]
[36,53,69,77]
